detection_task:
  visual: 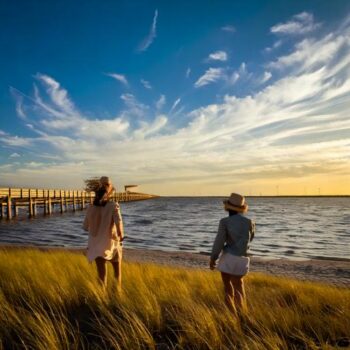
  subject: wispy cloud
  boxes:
[138,9,158,52]
[227,62,251,86]
[15,97,26,119]
[194,63,250,88]
[106,73,128,86]
[221,25,236,33]
[141,79,152,89]
[186,68,191,78]
[264,39,283,53]
[229,72,239,85]
[258,71,272,85]
[35,73,76,115]
[133,115,167,139]
[207,51,228,62]
[9,152,21,158]
[10,87,27,119]
[156,94,166,110]
[2,17,350,194]
[267,31,345,71]
[170,98,181,113]
[0,130,33,147]
[120,93,149,118]
[194,68,225,88]
[271,12,321,35]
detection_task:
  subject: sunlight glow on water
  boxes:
[0,197,349,260]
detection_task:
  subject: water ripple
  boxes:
[0,197,349,260]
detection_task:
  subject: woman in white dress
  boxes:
[210,193,255,313]
[83,176,124,290]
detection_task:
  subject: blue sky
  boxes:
[1,0,350,195]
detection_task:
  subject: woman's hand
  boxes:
[112,232,118,240]
[117,221,124,242]
[209,258,216,270]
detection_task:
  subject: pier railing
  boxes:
[0,187,158,220]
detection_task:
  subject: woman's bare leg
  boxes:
[221,272,235,313]
[111,258,122,291]
[95,257,107,288]
[231,276,245,310]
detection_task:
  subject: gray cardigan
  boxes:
[211,214,255,261]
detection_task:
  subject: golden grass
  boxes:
[0,249,349,349]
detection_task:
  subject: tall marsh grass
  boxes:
[0,249,349,349]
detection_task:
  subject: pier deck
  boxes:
[0,188,158,220]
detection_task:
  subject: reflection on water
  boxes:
[0,197,349,260]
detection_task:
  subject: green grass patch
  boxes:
[0,249,349,349]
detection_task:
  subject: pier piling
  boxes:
[7,189,12,220]
[14,202,18,217]
[73,191,76,212]
[81,192,85,210]
[48,197,52,215]
[60,190,64,213]
[33,200,37,216]
[29,198,33,218]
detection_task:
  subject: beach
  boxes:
[1,244,349,287]
[125,249,350,287]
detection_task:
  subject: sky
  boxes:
[0,0,350,196]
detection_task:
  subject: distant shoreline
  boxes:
[1,244,349,287]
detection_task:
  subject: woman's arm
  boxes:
[210,219,226,269]
[250,220,255,242]
[113,203,124,240]
[116,220,124,241]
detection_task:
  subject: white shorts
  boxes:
[217,253,250,276]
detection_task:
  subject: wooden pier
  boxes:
[0,187,158,220]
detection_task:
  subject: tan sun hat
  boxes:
[223,193,248,213]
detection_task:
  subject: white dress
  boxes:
[83,201,122,262]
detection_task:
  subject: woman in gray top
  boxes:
[210,193,255,313]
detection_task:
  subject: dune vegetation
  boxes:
[0,249,349,350]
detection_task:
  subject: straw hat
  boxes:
[223,193,248,213]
